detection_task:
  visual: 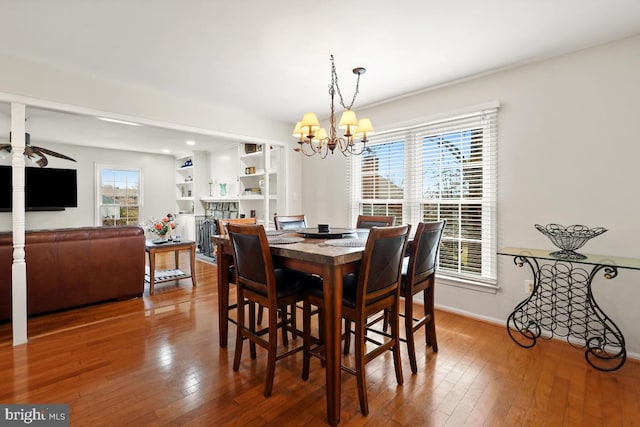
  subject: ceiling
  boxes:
[1,0,639,155]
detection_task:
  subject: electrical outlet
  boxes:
[524,280,534,294]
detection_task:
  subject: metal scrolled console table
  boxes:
[498,246,640,371]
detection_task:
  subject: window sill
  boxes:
[436,275,499,294]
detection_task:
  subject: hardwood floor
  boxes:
[1,253,639,426]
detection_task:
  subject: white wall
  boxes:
[301,34,640,356]
[0,142,175,232]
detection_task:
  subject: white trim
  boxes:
[436,276,499,294]
[372,101,501,135]
[0,91,286,148]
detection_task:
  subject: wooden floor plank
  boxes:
[0,253,639,426]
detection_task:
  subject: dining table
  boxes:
[212,229,367,426]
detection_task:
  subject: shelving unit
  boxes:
[175,155,195,215]
[237,143,282,227]
[175,152,209,243]
[201,143,285,229]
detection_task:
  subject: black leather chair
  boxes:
[302,224,410,415]
[227,223,322,397]
[356,214,395,229]
[274,214,308,231]
[400,220,446,373]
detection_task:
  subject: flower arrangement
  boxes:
[145,214,177,238]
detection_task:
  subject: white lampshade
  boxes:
[301,112,320,128]
[354,118,375,141]
[338,110,358,128]
[292,121,303,136]
[315,127,328,141]
[356,118,374,134]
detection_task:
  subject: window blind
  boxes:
[348,106,498,285]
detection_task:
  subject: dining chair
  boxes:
[355,214,395,229]
[400,220,446,373]
[227,223,322,397]
[215,217,269,334]
[274,214,308,231]
[216,217,257,237]
[302,224,410,415]
[342,214,396,353]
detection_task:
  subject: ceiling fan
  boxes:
[0,132,76,168]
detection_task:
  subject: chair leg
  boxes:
[302,298,312,381]
[264,305,278,397]
[249,301,257,360]
[382,308,390,333]
[425,287,438,352]
[290,303,298,339]
[257,304,264,325]
[281,307,289,347]
[343,319,351,355]
[405,295,418,374]
[391,302,404,385]
[354,317,369,416]
[233,294,245,372]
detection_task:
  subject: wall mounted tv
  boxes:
[0,165,78,212]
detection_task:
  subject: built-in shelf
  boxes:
[200,197,240,203]
[238,195,277,200]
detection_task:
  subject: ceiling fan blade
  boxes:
[33,146,77,163]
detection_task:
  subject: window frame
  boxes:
[349,103,499,289]
[95,164,143,227]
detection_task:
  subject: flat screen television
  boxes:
[0,165,78,212]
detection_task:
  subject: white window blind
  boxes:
[348,106,498,285]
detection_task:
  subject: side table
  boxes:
[498,247,640,371]
[145,240,197,295]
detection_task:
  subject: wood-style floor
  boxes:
[1,253,639,426]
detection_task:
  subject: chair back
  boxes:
[406,221,446,289]
[356,215,395,229]
[357,225,410,306]
[226,223,277,303]
[274,214,307,231]
[217,217,257,237]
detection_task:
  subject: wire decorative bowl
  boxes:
[535,224,607,260]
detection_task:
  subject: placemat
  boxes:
[324,238,367,247]
[265,230,284,237]
[268,236,305,244]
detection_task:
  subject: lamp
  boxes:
[293,55,374,158]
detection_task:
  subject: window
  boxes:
[349,105,498,285]
[97,166,141,226]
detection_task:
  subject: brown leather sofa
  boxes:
[0,226,145,321]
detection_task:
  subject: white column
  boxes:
[263,144,270,226]
[11,103,27,345]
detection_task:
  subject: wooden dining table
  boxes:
[212,232,365,426]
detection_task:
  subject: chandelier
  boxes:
[293,55,374,158]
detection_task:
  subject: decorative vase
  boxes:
[219,183,227,197]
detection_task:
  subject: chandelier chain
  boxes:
[331,55,360,111]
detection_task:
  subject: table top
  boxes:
[294,227,360,239]
[212,234,365,266]
[145,239,196,249]
[498,246,640,270]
